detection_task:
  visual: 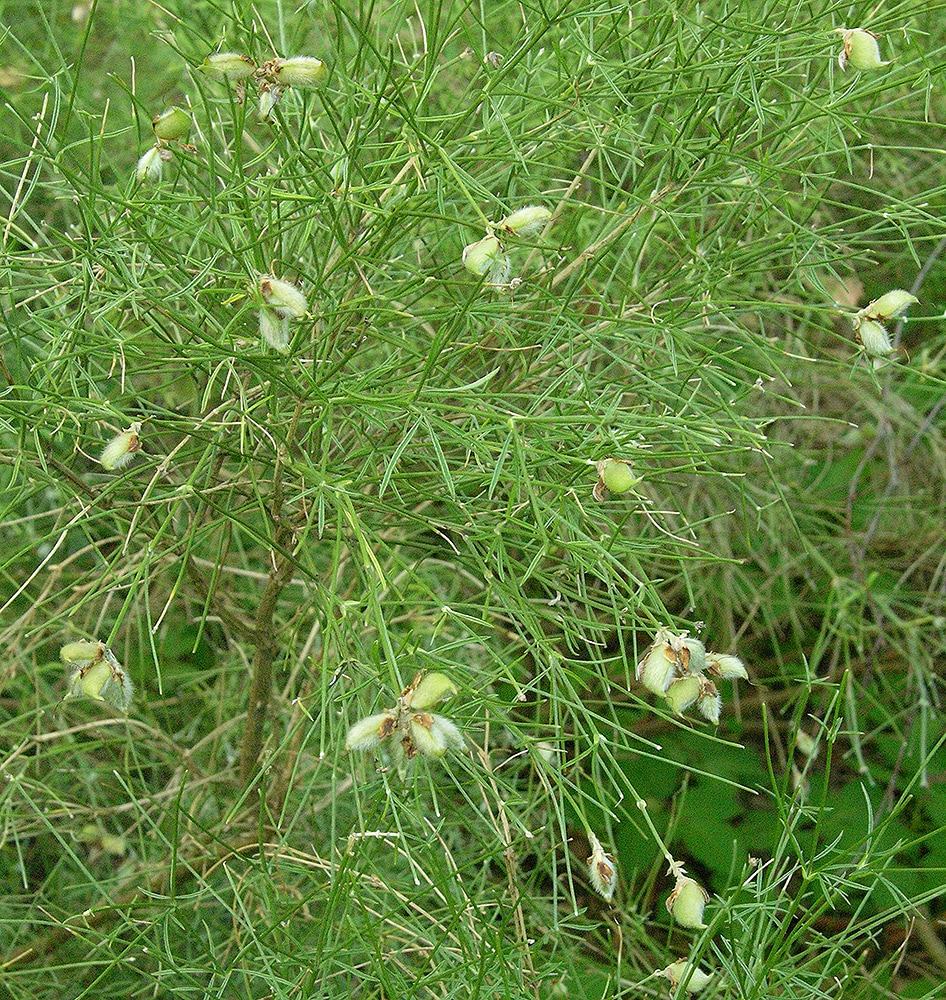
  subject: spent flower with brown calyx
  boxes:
[593,458,641,502]
[100,422,142,471]
[836,28,889,72]
[586,831,617,901]
[345,670,464,771]
[61,640,134,712]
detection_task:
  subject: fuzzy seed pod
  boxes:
[152,107,191,142]
[409,712,447,758]
[136,146,165,183]
[259,308,291,351]
[100,423,142,471]
[666,875,709,929]
[586,832,617,901]
[696,679,722,724]
[498,205,551,237]
[61,640,105,668]
[706,652,748,680]
[462,234,503,274]
[856,318,894,358]
[199,52,257,79]
[66,645,133,712]
[407,671,458,710]
[665,675,702,716]
[859,289,918,321]
[345,711,397,751]
[259,275,308,319]
[636,637,679,696]
[274,56,327,88]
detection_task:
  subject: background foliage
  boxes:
[1,0,945,997]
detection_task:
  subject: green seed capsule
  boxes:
[838,28,889,72]
[199,52,257,80]
[152,107,191,142]
[274,56,327,88]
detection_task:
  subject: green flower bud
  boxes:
[837,28,889,72]
[152,107,191,142]
[199,52,257,80]
[100,422,142,471]
[408,671,458,710]
[345,711,397,751]
[498,205,551,237]
[666,875,709,929]
[660,961,713,995]
[665,675,702,716]
[274,56,327,88]
[259,308,291,352]
[856,318,893,358]
[859,289,918,321]
[706,652,748,680]
[259,275,308,319]
[586,832,617,901]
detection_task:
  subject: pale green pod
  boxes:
[199,52,257,80]
[462,234,503,276]
[259,275,308,319]
[429,714,464,750]
[499,205,551,237]
[636,640,677,696]
[660,961,713,995]
[667,875,709,929]
[409,713,447,758]
[259,308,291,351]
[680,636,707,674]
[598,458,639,494]
[152,107,191,142]
[274,56,327,88]
[60,640,105,667]
[665,675,702,716]
[586,832,617,901]
[697,688,722,724]
[409,672,458,710]
[839,28,888,72]
[345,711,396,751]
[706,652,748,680]
[860,289,918,321]
[856,319,893,357]
[100,423,142,471]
